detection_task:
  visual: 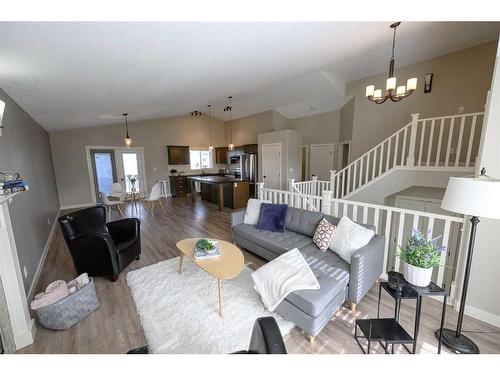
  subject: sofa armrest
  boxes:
[231,210,246,227]
[348,234,385,304]
[106,218,140,244]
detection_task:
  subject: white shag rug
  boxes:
[126,257,295,354]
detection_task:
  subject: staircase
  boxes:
[292,112,484,202]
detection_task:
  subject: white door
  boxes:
[115,148,147,197]
[310,144,334,180]
[262,143,282,190]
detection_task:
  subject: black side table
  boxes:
[378,281,448,354]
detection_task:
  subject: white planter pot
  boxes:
[402,262,433,287]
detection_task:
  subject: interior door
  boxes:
[115,149,147,196]
[310,144,334,180]
[90,149,117,201]
[261,143,282,190]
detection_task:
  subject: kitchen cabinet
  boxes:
[167,146,190,165]
[169,175,190,197]
[215,147,228,164]
[243,144,258,154]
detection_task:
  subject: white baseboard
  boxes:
[14,317,36,350]
[59,202,94,210]
[453,298,500,328]
[27,209,60,301]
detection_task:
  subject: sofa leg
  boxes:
[309,335,316,344]
[350,302,357,313]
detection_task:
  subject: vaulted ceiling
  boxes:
[1,22,499,131]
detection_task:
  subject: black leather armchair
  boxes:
[235,317,287,354]
[58,205,141,282]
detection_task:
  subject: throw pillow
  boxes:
[313,218,336,252]
[256,203,288,233]
[329,216,374,264]
[244,198,271,225]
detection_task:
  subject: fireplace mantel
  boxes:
[0,191,36,350]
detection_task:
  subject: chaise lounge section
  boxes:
[231,206,385,342]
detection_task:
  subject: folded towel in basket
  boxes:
[30,280,69,310]
[68,273,90,294]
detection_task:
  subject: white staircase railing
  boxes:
[257,183,467,293]
[289,112,484,199]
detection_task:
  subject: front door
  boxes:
[261,143,282,190]
[310,144,334,180]
[89,149,117,201]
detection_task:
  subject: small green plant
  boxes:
[196,239,215,252]
[398,229,445,269]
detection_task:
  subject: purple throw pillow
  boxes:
[256,203,288,233]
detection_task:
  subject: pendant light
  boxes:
[224,96,234,150]
[207,104,214,151]
[123,113,132,147]
[365,22,417,104]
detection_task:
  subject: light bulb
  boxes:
[209,145,214,151]
[386,77,397,91]
[373,89,382,100]
[124,137,132,147]
[365,85,375,97]
[407,78,417,91]
[396,86,406,97]
[228,143,234,151]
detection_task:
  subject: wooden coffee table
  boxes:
[176,238,244,317]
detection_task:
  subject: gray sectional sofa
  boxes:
[231,206,385,342]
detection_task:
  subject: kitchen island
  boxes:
[188,176,249,211]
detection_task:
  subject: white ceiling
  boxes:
[0,22,499,131]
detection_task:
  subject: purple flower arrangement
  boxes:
[398,228,446,269]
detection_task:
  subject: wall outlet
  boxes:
[458,106,464,114]
[23,266,28,279]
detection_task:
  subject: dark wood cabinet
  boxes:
[215,147,228,164]
[169,175,189,197]
[243,144,258,154]
[167,146,190,165]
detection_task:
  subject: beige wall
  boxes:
[50,114,225,207]
[0,89,60,293]
[339,97,354,143]
[346,41,497,160]
[225,110,275,146]
[288,110,341,169]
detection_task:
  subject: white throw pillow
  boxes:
[328,216,374,264]
[243,198,271,225]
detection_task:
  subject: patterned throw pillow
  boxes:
[313,218,336,252]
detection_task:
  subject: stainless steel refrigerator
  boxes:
[242,153,258,198]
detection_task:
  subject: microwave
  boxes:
[229,155,240,164]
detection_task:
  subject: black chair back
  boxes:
[59,205,108,242]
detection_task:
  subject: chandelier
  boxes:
[207,104,214,152]
[366,22,417,104]
[123,113,132,147]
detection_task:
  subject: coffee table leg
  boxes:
[217,278,223,317]
[178,254,184,274]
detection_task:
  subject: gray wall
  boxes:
[50,114,225,207]
[346,41,497,160]
[339,97,354,143]
[0,89,60,293]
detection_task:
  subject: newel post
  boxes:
[406,113,419,167]
[329,170,336,191]
[257,182,265,199]
[311,175,318,195]
[288,178,295,192]
[321,190,333,214]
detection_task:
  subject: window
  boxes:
[189,149,213,170]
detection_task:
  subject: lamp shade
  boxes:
[441,176,500,219]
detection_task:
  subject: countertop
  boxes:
[188,175,249,184]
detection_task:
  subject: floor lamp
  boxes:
[435,168,500,354]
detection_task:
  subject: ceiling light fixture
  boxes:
[207,104,214,152]
[190,110,202,116]
[123,113,132,147]
[0,100,5,136]
[366,22,417,104]
[224,96,234,151]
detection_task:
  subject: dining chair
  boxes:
[109,183,126,201]
[144,182,166,216]
[99,191,125,221]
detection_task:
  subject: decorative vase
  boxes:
[402,262,433,287]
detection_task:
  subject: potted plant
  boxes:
[398,229,445,287]
[170,169,178,176]
[127,174,138,193]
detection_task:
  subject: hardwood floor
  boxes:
[19,197,500,354]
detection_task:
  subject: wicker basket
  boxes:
[35,278,100,330]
